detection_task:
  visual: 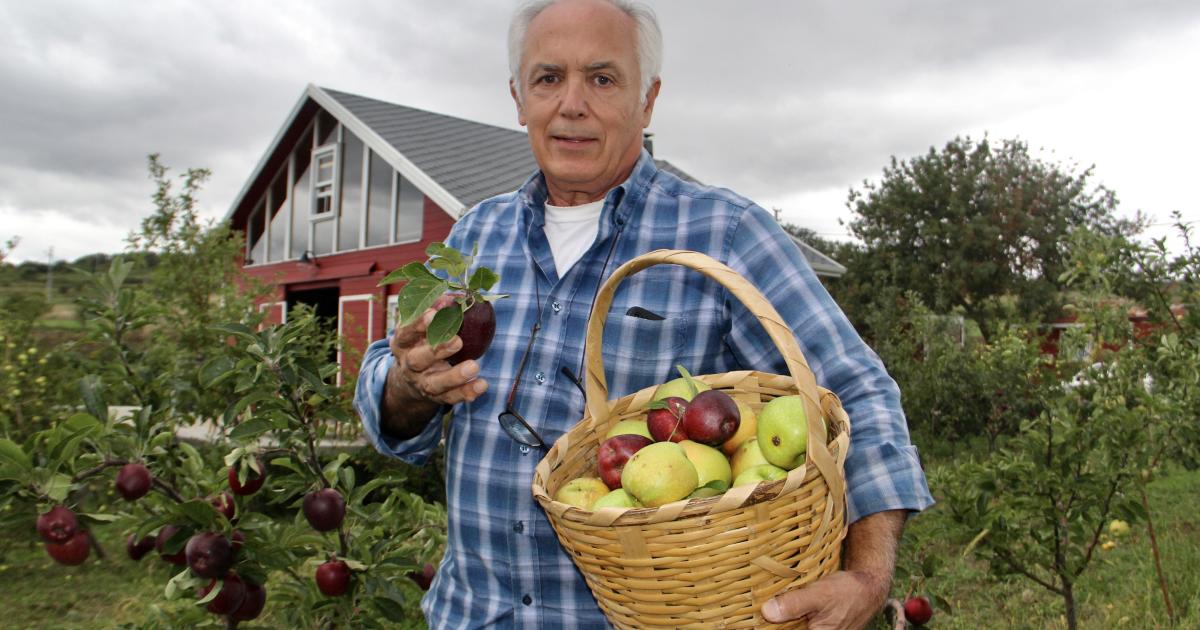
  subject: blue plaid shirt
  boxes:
[355,150,934,629]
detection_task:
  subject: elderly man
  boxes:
[354,0,933,628]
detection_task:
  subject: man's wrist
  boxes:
[380,363,440,440]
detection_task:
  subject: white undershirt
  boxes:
[543,199,604,276]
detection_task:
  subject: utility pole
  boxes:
[45,247,54,301]
[772,207,782,223]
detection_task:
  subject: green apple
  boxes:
[732,464,788,487]
[592,488,642,510]
[554,477,610,509]
[757,396,808,470]
[605,419,652,440]
[652,375,711,402]
[621,442,699,507]
[687,486,723,499]
[721,401,758,455]
[1108,519,1131,537]
[679,440,732,493]
[730,438,771,479]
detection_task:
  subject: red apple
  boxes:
[647,397,689,442]
[186,531,234,579]
[904,595,933,626]
[407,562,436,591]
[36,505,78,544]
[316,559,351,596]
[46,530,91,565]
[228,462,266,496]
[126,533,156,561]
[230,529,246,555]
[230,581,267,621]
[448,299,496,365]
[596,434,653,489]
[199,573,247,615]
[156,524,188,565]
[211,492,236,521]
[303,488,346,532]
[115,463,153,501]
[682,390,740,446]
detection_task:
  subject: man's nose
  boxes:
[558,76,588,119]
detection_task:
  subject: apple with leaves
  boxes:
[228,461,266,496]
[646,397,689,443]
[199,573,247,615]
[156,524,188,565]
[115,462,152,501]
[186,531,235,579]
[316,558,351,596]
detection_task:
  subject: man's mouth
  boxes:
[551,134,596,144]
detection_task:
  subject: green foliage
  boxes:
[380,241,505,347]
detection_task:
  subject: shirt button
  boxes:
[522,594,533,606]
[513,521,524,533]
[519,445,531,455]
[534,371,546,384]
[552,301,562,313]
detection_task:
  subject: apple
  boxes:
[408,562,437,591]
[199,573,247,615]
[554,477,610,509]
[591,488,643,509]
[646,397,689,442]
[156,524,188,565]
[36,505,78,544]
[228,462,266,496]
[757,396,809,470]
[620,442,699,507]
[732,464,788,488]
[230,581,267,621]
[1108,519,1131,537]
[115,463,153,501]
[316,559,351,596]
[303,488,346,532]
[605,419,653,440]
[126,533,156,561]
[730,438,771,479]
[652,374,711,402]
[904,595,933,626]
[687,486,723,499]
[211,492,236,521]
[231,529,246,556]
[679,440,732,493]
[682,390,741,446]
[448,299,496,365]
[721,401,758,455]
[186,532,234,579]
[597,434,653,489]
[45,530,90,565]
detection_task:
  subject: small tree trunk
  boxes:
[1063,580,1077,630]
[1141,485,1175,621]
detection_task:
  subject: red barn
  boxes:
[226,85,845,381]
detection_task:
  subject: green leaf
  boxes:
[78,375,108,423]
[379,262,439,286]
[199,355,237,388]
[176,499,217,526]
[43,473,73,502]
[468,267,499,292]
[676,365,700,397]
[0,439,31,470]
[212,322,258,343]
[229,418,274,441]
[78,512,122,523]
[426,305,464,348]
[396,278,449,327]
[372,597,409,623]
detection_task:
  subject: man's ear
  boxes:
[510,80,527,127]
[640,78,661,128]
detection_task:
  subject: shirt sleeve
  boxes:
[723,205,935,523]
[353,337,444,466]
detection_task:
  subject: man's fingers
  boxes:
[406,336,463,373]
[762,584,820,623]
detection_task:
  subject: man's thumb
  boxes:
[762,586,819,623]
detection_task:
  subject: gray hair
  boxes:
[508,0,662,105]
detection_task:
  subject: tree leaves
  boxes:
[426,306,464,348]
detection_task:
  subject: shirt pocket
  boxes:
[601,312,688,359]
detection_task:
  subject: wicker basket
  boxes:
[532,250,851,629]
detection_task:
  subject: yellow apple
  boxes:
[731,438,771,479]
[592,488,642,510]
[1108,519,1131,537]
[621,442,699,507]
[732,464,788,487]
[757,396,808,470]
[721,401,758,455]
[605,419,652,440]
[554,477,610,510]
[679,440,733,493]
[652,375,711,402]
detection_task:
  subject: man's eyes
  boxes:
[534,74,560,85]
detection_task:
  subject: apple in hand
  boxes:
[732,464,788,487]
[605,419,652,440]
[316,559,351,596]
[597,434,653,489]
[682,390,740,446]
[620,442,699,507]
[37,505,78,544]
[730,438,771,479]
[591,488,643,509]
[757,395,809,470]
[647,397,689,442]
[554,477,610,509]
[721,401,758,455]
[303,488,346,532]
[904,595,933,625]
[679,440,732,494]
[448,299,496,365]
[45,530,91,565]
[115,463,153,501]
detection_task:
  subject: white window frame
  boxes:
[336,294,376,386]
[310,145,339,220]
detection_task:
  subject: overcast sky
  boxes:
[3,0,1199,264]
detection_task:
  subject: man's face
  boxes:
[512,0,660,206]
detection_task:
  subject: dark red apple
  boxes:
[46,530,91,565]
[156,524,188,565]
[36,505,78,544]
[228,462,266,496]
[596,434,653,489]
[186,532,234,579]
[199,573,247,615]
[115,462,153,501]
[904,595,933,626]
[230,529,246,555]
[407,562,436,591]
[211,492,236,521]
[447,299,496,365]
[303,488,346,532]
[126,533,156,561]
[647,397,689,442]
[316,559,351,596]
[230,581,267,621]
[682,390,741,446]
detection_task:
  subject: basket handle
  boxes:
[583,249,842,497]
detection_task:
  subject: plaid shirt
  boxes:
[355,150,934,629]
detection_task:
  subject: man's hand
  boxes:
[760,510,907,629]
[379,296,489,439]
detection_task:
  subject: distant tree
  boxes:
[844,136,1140,325]
[0,236,18,264]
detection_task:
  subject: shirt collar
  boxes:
[518,149,659,230]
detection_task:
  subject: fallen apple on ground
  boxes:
[621,442,699,507]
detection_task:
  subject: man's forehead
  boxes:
[521,4,638,69]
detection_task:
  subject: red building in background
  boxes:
[226,85,845,381]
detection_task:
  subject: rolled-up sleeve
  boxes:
[353,337,443,466]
